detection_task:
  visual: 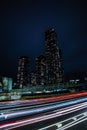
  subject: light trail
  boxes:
[0,97,87,120]
[0,101,87,130]
[1,97,86,114]
[57,112,87,130]
[1,91,87,110]
[40,112,87,130]
[0,98,72,114]
[60,117,87,130]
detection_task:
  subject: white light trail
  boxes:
[60,117,87,130]
[1,97,87,120]
[40,112,87,130]
[58,113,87,130]
[0,101,87,130]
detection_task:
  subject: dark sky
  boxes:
[0,0,87,80]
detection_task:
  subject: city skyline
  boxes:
[0,0,87,80]
[16,28,64,87]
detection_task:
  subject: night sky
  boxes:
[0,0,87,81]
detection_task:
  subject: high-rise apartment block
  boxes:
[45,28,64,84]
[36,55,46,85]
[17,56,29,88]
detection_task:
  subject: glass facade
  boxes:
[45,28,64,85]
[17,56,30,88]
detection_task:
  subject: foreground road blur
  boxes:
[0,92,87,130]
[1,92,87,110]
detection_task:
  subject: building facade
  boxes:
[45,28,64,85]
[2,77,13,92]
[17,56,30,88]
[36,55,46,85]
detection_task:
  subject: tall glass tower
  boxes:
[36,55,46,85]
[45,28,64,85]
[17,56,30,88]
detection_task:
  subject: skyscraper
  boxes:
[36,55,46,85]
[17,56,30,88]
[45,28,64,85]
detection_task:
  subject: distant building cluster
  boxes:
[17,28,64,88]
[0,28,87,95]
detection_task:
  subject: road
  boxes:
[9,102,87,130]
[66,119,87,130]
[0,92,87,130]
[0,91,87,110]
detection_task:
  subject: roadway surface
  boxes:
[66,120,87,130]
[1,92,87,110]
[13,108,87,130]
[0,92,87,130]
